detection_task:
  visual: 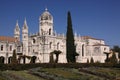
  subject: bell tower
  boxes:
[22,18,28,56]
[39,8,53,36]
[14,20,20,41]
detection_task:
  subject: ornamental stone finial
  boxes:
[45,7,48,11]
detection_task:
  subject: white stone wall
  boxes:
[0,41,17,63]
[8,8,110,64]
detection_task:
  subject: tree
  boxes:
[109,52,118,64]
[112,46,120,63]
[49,50,62,63]
[11,49,18,64]
[66,11,77,63]
[30,56,37,63]
[90,57,94,63]
[53,50,62,63]
[87,58,89,63]
[19,55,31,64]
[49,52,54,63]
[112,46,120,52]
[104,52,110,63]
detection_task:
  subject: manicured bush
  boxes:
[0,63,119,71]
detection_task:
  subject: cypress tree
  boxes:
[11,49,18,64]
[49,52,54,63]
[90,57,94,63]
[66,11,76,63]
[87,58,89,63]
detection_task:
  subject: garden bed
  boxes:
[29,67,107,80]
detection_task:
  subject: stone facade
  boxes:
[0,8,110,64]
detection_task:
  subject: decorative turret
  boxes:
[22,18,28,56]
[22,18,28,34]
[14,20,20,41]
[39,8,53,36]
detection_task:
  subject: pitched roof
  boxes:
[81,36,103,40]
[92,43,108,46]
[0,36,17,42]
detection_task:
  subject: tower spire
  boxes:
[15,20,20,31]
[23,18,28,29]
[16,20,19,27]
[14,20,20,41]
[24,18,27,25]
[22,18,29,56]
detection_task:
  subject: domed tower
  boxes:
[39,8,53,36]
[14,20,20,41]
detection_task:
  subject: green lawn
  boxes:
[0,76,6,80]
[3,70,46,80]
[39,68,106,80]
[0,67,119,80]
[0,71,6,80]
[41,68,81,79]
[86,67,120,78]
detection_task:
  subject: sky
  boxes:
[0,0,120,47]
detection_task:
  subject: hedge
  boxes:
[0,63,119,71]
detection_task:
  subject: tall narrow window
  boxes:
[1,45,3,51]
[49,42,52,49]
[49,28,51,35]
[41,29,43,35]
[33,39,36,44]
[57,43,59,49]
[10,45,12,51]
[17,46,20,52]
[82,44,84,57]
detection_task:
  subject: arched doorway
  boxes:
[0,56,5,64]
[8,56,12,64]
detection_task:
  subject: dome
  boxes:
[40,8,53,20]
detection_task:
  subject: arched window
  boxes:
[57,43,59,49]
[0,56,4,63]
[82,44,84,57]
[49,28,51,35]
[8,56,12,64]
[17,46,20,52]
[1,45,3,51]
[33,39,36,44]
[49,42,52,49]
[10,45,12,51]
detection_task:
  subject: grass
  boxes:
[40,68,81,79]
[3,70,46,80]
[0,76,6,80]
[0,67,119,80]
[86,67,120,78]
[39,68,106,80]
[0,71,8,80]
[66,68,107,80]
